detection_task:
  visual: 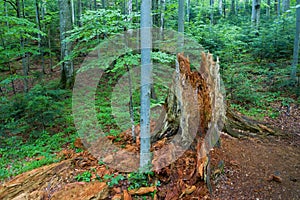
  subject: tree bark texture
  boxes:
[151,52,226,183]
[59,0,74,89]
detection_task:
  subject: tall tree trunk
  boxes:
[277,0,281,16]
[282,0,290,12]
[266,0,270,17]
[102,0,106,8]
[160,0,165,33]
[59,0,74,89]
[251,0,260,29]
[186,0,190,22]
[218,0,223,15]
[210,0,214,27]
[223,0,226,17]
[35,0,45,74]
[77,0,82,26]
[140,0,152,169]
[71,0,75,24]
[16,0,29,92]
[178,0,184,49]
[128,0,133,22]
[230,0,235,15]
[291,0,300,85]
[94,0,97,9]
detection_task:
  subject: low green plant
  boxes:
[127,169,154,190]
[75,171,92,182]
[0,131,73,181]
[103,174,125,187]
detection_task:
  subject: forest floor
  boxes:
[1,67,300,199]
[1,105,299,200]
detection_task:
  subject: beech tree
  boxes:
[251,0,261,28]
[291,0,300,84]
[140,0,152,169]
[58,0,74,89]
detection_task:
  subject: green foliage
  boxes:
[127,169,154,190]
[0,131,73,180]
[103,174,125,187]
[65,9,133,61]
[0,16,45,70]
[0,84,69,137]
[75,171,92,182]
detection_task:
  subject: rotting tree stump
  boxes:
[151,52,226,191]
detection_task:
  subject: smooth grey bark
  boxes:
[282,0,290,12]
[210,0,214,27]
[71,0,75,24]
[291,0,300,84]
[218,0,223,15]
[251,0,260,28]
[102,0,106,8]
[186,0,190,22]
[140,0,152,169]
[178,0,184,33]
[128,0,133,22]
[59,0,74,89]
[178,0,184,49]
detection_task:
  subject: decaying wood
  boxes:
[151,52,226,189]
[223,109,281,138]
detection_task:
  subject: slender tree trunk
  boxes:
[16,0,28,92]
[59,0,74,89]
[282,0,290,12]
[223,0,226,17]
[277,0,281,16]
[135,0,138,11]
[140,0,152,169]
[77,0,82,26]
[218,0,223,15]
[94,0,97,9]
[230,0,235,15]
[266,0,270,17]
[178,0,184,49]
[102,0,106,8]
[35,0,45,74]
[160,0,165,37]
[71,0,75,24]
[186,0,190,22]
[210,0,214,27]
[128,0,133,22]
[291,0,300,84]
[251,0,260,29]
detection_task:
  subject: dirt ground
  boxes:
[211,134,300,200]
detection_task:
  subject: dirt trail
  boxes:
[211,134,300,200]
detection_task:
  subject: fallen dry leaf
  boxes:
[123,190,132,200]
[112,193,122,200]
[128,186,156,195]
[268,174,282,183]
[179,185,196,198]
